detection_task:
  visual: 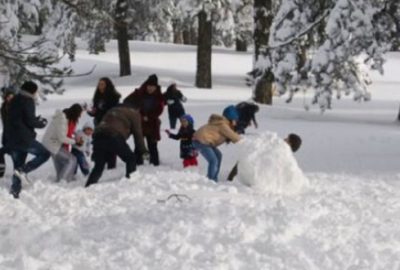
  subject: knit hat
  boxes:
[1,85,18,98]
[83,121,94,131]
[146,74,158,86]
[222,105,239,121]
[181,114,194,126]
[20,81,38,94]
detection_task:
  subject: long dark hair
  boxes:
[93,77,121,105]
[63,103,83,123]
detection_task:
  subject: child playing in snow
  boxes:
[165,114,198,168]
[193,106,242,182]
[71,121,94,176]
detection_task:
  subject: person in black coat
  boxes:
[235,102,260,134]
[88,77,121,126]
[0,87,16,177]
[88,77,121,169]
[163,83,187,129]
[5,81,50,198]
[165,114,198,168]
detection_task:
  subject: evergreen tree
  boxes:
[267,0,400,110]
[250,0,280,104]
[233,0,253,52]
[0,0,74,94]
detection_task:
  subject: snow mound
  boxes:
[237,132,309,195]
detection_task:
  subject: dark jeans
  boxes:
[135,136,159,166]
[193,141,222,182]
[86,133,136,187]
[169,115,178,129]
[71,148,90,176]
[10,140,50,195]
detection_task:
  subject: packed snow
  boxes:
[237,132,309,196]
[1,40,400,269]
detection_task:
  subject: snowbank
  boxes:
[237,132,309,195]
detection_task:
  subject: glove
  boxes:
[36,115,48,128]
[181,96,187,102]
[167,99,174,105]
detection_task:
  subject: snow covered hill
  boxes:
[1,40,400,269]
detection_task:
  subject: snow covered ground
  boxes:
[1,40,400,269]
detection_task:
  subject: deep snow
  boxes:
[1,40,400,269]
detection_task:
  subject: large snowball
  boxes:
[237,132,308,195]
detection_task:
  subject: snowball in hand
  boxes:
[237,132,308,195]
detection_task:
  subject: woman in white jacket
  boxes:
[42,104,83,182]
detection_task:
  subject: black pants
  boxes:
[86,133,136,187]
[135,136,159,166]
[0,147,8,178]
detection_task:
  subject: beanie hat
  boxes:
[20,81,38,94]
[1,85,18,98]
[223,105,239,121]
[83,121,94,131]
[181,114,194,126]
[146,74,158,86]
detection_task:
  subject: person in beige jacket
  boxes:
[193,105,241,182]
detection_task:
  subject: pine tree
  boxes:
[233,0,253,52]
[0,0,75,94]
[251,0,279,104]
[268,0,400,110]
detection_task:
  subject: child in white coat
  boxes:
[71,121,94,176]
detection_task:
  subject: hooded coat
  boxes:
[5,91,45,150]
[123,83,164,141]
[42,110,76,155]
[163,85,186,118]
[94,106,146,154]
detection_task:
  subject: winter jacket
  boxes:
[1,100,11,146]
[89,94,120,126]
[193,114,241,147]
[169,125,196,159]
[42,110,76,155]
[94,106,147,154]
[236,102,259,129]
[123,84,164,141]
[5,91,46,150]
[163,86,186,118]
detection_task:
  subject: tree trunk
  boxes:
[195,10,212,89]
[183,29,191,45]
[254,70,274,105]
[235,38,247,52]
[253,0,274,104]
[115,0,131,76]
[298,45,308,80]
[190,25,198,45]
[172,20,183,44]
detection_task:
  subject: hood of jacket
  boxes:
[208,114,229,126]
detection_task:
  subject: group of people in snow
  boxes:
[0,74,301,199]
